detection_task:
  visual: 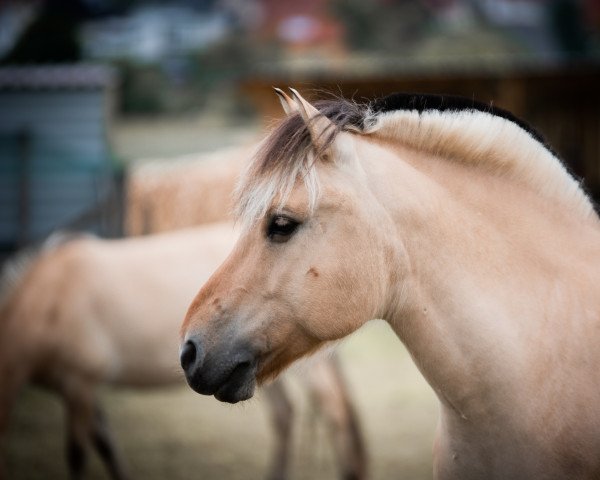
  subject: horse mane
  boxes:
[0,232,93,312]
[368,93,554,153]
[235,92,596,223]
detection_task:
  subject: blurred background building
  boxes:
[0,0,598,263]
[0,64,119,249]
[1,0,598,250]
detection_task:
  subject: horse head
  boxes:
[179,89,403,403]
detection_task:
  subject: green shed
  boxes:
[0,64,118,250]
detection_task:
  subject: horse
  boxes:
[180,88,600,479]
[123,143,367,479]
[125,146,246,235]
[0,223,365,480]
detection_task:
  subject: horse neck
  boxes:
[360,138,600,420]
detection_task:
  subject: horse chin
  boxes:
[214,375,256,404]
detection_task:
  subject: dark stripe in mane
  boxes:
[370,93,553,154]
[246,91,556,193]
[254,93,558,175]
[251,99,365,176]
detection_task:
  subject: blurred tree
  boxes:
[117,61,165,114]
[330,0,431,52]
[548,0,589,55]
[2,0,87,63]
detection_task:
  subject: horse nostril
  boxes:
[180,340,198,373]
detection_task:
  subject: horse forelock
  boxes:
[234,99,366,225]
[234,92,596,225]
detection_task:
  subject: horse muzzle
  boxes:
[180,336,258,403]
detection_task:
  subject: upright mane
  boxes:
[234,99,365,223]
[235,93,596,223]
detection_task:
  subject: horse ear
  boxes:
[273,87,298,115]
[289,88,335,153]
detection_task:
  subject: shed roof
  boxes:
[0,64,117,91]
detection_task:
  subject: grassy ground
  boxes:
[6,322,438,480]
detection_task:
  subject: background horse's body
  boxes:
[125,146,245,235]
[181,90,600,479]
[0,224,237,480]
[0,223,365,480]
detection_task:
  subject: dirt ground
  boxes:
[6,322,438,480]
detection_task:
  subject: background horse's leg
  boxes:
[63,381,95,480]
[0,366,27,480]
[62,381,128,480]
[305,357,367,480]
[263,380,294,480]
[91,404,129,480]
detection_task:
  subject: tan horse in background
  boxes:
[125,146,245,235]
[0,223,364,480]
[181,89,600,479]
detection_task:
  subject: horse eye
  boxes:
[267,215,300,243]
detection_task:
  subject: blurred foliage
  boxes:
[549,0,590,55]
[330,0,430,52]
[189,33,279,117]
[193,35,256,89]
[115,32,265,117]
[4,0,598,114]
[117,62,165,114]
[86,0,219,15]
[2,0,84,64]
[415,26,526,59]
